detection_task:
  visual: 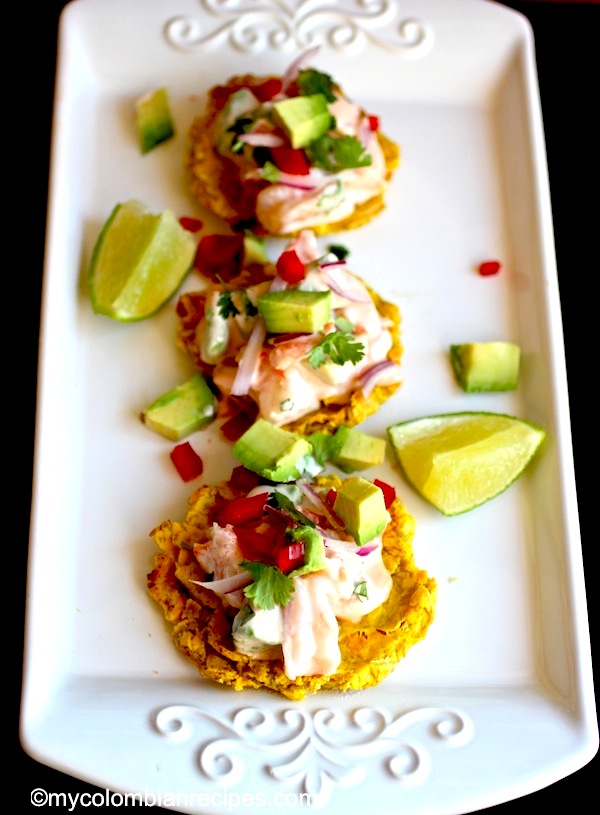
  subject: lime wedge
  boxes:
[88,199,196,321]
[387,412,546,516]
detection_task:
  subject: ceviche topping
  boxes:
[191,475,392,678]
[177,229,402,431]
[201,49,394,234]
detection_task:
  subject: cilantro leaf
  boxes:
[260,161,281,183]
[267,491,316,528]
[353,580,368,601]
[217,289,258,319]
[217,291,240,319]
[241,561,295,609]
[242,291,258,317]
[306,134,372,173]
[328,243,350,261]
[297,69,337,103]
[227,117,254,154]
[307,330,365,369]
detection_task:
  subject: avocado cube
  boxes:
[257,290,331,333]
[450,341,521,392]
[287,526,326,576]
[333,477,389,545]
[135,87,174,154]
[273,94,331,149]
[141,374,216,440]
[243,234,269,265]
[232,418,313,482]
[331,426,386,473]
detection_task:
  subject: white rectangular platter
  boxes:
[22,1,597,813]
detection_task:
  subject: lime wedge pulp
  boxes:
[88,199,196,322]
[387,412,546,516]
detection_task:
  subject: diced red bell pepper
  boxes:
[222,394,259,419]
[220,411,255,442]
[368,115,380,132]
[324,489,337,509]
[242,262,273,287]
[285,80,300,98]
[234,527,278,563]
[194,234,245,283]
[176,292,206,330]
[211,78,281,110]
[220,395,260,442]
[235,525,289,566]
[269,146,310,176]
[170,442,204,482]
[219,157,269,226]
[374,479,396,509]
[179,216,204,232]
[478,260,502,276]
[276,249,305,284]
[275,541,305,574]
[252,78,283,103]
[228,465,262,495]
[215,492,268,527]
[211,83,243,111]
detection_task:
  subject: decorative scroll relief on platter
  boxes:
[153,704,474,804]
[164,0,433,57]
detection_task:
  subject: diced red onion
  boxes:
[189,572,252,594]
[278,180,317,191]
[270,170,318,191]
[238,132,285,147]
[323,535,378,556]
[269,275,288,292]
[289,229,321,264]
[231,318,267,396]
[282,45,321,91]
[298,480,344,531]
[297,479,327,510]
[249,166,330,192]
[358,359,400,396]
[357,115,373,149]
[321,268,371,303]
[319,258,347,270]
[323,536,379,556]
[356,543,378,556]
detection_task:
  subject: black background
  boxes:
[18,1,597,811]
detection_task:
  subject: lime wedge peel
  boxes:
[88,199,196,322]
[387,411,546,516]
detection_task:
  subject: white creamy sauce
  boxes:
[204,256,401,426]
[203,84,399,423]
[247,264,400,425]
[201,513,392,680]
[254,126,387,236]
[281,535,392,679]
[220,91,389,235]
